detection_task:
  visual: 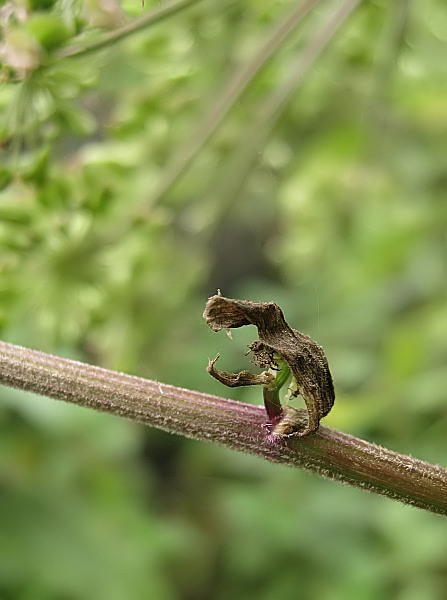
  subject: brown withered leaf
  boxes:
[207,354,275,388]
[203,294,335,437]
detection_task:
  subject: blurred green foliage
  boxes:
[1,0,446,598]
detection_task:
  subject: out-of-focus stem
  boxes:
[58,0,204,60]
[0,340,446,516]
[149,0,321,206]
[207,0,362,224]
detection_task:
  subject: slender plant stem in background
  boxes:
[259,0,361,135]
[372,0,411,108]
[208,0,361,223]
[58,0,204,60]
[149,0,322,206]
[1,340,446,516]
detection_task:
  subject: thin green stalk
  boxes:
[263,356,291,422]
[148,0,322,206]
[58,0,204,60]
[1,340,446,516]
[372,0,411,105]
[207,0,362,225]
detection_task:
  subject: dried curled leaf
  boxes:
[203,295,335,437]
[207,354,274,388]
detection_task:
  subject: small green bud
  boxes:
[25,14,71,52]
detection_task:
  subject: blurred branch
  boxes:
[1,340,446,516]
[207,0,361,222]
[148,0,322,206]
[58,0,204,60]
[371,0,411,108]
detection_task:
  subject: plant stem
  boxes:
[149,0,322,206]
[1,340,446,516]
[58,0,204,60]
[207,0,361,224]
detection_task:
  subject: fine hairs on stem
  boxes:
[0,337,446,516]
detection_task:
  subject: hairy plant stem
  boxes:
[0,340,446,516]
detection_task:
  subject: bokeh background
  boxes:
[1,0,447,598]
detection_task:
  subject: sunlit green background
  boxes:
[1,0,446,598]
